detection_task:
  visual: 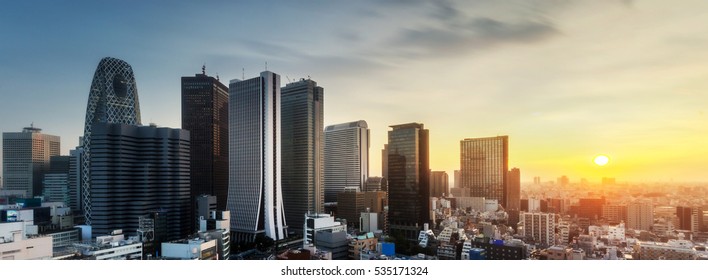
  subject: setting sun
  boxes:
[594,155,609,166]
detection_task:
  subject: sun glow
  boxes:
[594,155,609,166]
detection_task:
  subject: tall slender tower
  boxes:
[228,71,287,242]
[2,125,60,197]
[280,78,324,232]
[323,120,370,203]
[460,136,508,207]
[181,69,229,232]
[82,57,141,224]
[386,123,429,240]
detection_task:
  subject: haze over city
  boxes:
[2,0,708,183]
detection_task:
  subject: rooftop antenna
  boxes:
[265,61,268,71]
[216,72,219,81]
[286,75,292,83]
[242,68,245,80]
[202,64,206,75]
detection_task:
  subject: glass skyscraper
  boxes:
[82,57,141,224]
[460,136,509,207]
[386,123,429,240]
[323,120,370,203]
[181,69,229,232]
[228,71,287,242]
[280,78,324,232]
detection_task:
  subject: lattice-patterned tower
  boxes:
[81,57,142,224]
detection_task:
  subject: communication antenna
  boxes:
[265,61,268,71]
[242,68,245,80]
[216,72,220,81]
[202,64,206,75]
[286,75,292,83]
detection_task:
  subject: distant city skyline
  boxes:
[2,1,708,183]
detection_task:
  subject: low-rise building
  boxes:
[635,239,697,260]
[348,232,377,260]
[161,238,217,260]
[73,229,142,260]
[0,221,52,260]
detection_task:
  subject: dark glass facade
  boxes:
[280,79,324,232]
[386,123,430,240]
[181,73,229,232]
[89,123,190,240]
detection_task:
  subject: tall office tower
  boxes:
[460,136,508,207]
[181,69,229,233]
[89,123,190,240]
[228,71,287,242]
[386,123,429,240]
[627,202,653,231]
[453,170,461,189]
[67,148,83,212]
[429,171,449,197]
[324,121,369,203]
[2,125,60,197]
[182,69,229,232]
[82,57,141,224]
[42,156,70,203]
[281,78,325,232]
[381,144,388,180]
[521,212,556,246]
[507,168,521,211]
[506,168,521,228]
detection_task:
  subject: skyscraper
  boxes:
[507,168,521,211]
[381,144,388,180]
[281,78,324,232]
[2,125,60,197]
[460,136,508,207]
[429,171,449,197]
[181,69,229,232]
[386,123,429,240]
[324,120,369,202]
[67,148,83,213]
[89,123,190,240]
[82,57,141,224]
[506,168,521,229]
[228,71,287,242]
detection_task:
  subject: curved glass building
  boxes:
[82,57,142,224]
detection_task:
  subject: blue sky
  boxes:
[2,1,708,182]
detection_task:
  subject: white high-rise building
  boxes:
[227,71,287,242]
[628,202,653,231]
[521,212,556,247]
[323,120,369,202]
